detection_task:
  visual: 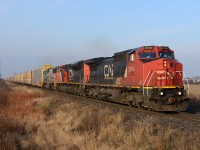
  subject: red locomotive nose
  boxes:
[142,58,183,87]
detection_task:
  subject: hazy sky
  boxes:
[0,0,200,77]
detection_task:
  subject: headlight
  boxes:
[159,91,164,96]
[163,60,167,67]
[178,91,182,95]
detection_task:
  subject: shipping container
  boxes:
[24,71,32,85]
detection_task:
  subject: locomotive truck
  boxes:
[8,46,189,111]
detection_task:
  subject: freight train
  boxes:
[7,46,189,111]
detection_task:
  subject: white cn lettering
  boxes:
[104,64,113,77]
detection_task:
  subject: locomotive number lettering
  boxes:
[144,46,154,50]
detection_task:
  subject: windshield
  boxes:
[139,52,156,59]
[159,52,174,59]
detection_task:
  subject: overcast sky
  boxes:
[0,0,200,77]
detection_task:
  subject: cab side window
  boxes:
[129,52,136,62]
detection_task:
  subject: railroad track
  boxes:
[41,87,200,124]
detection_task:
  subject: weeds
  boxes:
[0,87,9,107]
[0,81,44,149]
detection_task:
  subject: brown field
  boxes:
[0,80,200,150]
[189,84,200,98]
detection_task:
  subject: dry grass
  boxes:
[0,81,200,150]
[0,81,44,149]
[22,102,199,150]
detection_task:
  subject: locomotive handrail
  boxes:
[143,70,163,95]
[143,70,153,95]
[146,71,156,95]
[145,71,167,95]
[175,71,190,95]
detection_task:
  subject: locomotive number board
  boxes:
[144,46,154,50]
[161,46,169,50]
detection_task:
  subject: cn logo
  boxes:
[104,64,113,79]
